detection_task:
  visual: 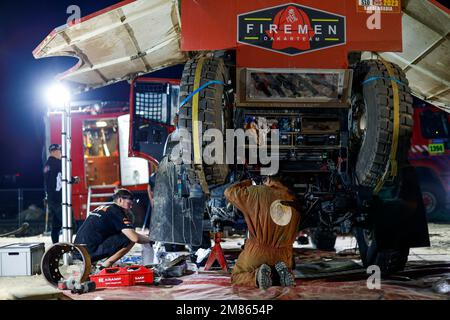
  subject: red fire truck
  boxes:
[409,99,450,217]
[45,77,180,227]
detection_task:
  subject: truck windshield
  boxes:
[420,110,449,139]
[83,119,119,157]
[82,119,120,186]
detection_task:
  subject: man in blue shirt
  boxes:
[74,189,151,268]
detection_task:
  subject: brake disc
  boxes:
[41,243,91,287]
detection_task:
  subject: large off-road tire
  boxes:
[178,56,232,186]
[351,60,414,188]
[354,227,409,274]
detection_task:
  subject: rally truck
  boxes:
[34,0,450,273]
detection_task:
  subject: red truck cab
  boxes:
[409,99,450,217]
[46,78,180,227]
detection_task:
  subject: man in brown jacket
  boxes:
[224,176,300,289]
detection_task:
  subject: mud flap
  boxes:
[149,157,205,246]
[371,166,430,250]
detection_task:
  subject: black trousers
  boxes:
[48,202,62,244]
[75,233,132,263]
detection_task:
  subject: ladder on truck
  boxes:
[87,185,117,216]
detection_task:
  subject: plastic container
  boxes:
[0,243,45,276]
[126,265,154,285]
[90,265,153,288]
[141,243,155,265]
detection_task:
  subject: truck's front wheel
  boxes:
[354,227,409,274]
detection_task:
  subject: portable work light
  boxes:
[45,83,71,109]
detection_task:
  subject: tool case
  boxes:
[90,265,153,288]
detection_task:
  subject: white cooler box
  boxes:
[0,243,45,276]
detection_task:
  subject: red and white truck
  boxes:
[409,99,450,217]
[45,77,179,227]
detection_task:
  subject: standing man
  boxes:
[74,189,151,268]
[224,175,301,290]
[43,144,62,244]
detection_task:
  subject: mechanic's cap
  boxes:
[49,144,61,152]
[113,188,134,201]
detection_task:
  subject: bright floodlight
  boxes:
[45,83,71,109]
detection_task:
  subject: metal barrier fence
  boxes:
[0,188,46,235]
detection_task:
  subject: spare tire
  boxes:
[178,56,232,186]
[351,60,413,188]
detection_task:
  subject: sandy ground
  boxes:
[410,223,450,261]
[0,223,449,299]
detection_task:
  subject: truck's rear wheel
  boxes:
[351,60,413,188]
[178,56,232,186]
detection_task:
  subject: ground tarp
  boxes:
[65,248,450,300]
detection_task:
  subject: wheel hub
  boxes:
[422,191,437,214]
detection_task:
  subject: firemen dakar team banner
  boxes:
[238,3,346,56]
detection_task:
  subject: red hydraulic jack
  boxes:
[204,232,228,272]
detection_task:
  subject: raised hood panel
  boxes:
[33,0,188,92]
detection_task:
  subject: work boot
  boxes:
[275,261,295,287]
[256,264,272,290]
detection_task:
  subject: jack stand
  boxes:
[204,232,228,272]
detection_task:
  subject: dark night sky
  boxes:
[0,1,183,188]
